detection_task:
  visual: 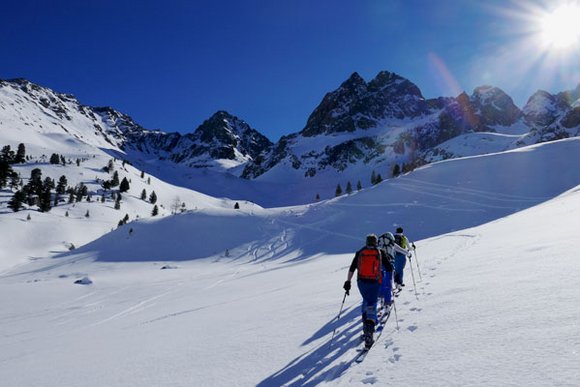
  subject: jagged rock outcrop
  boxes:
[301,71,428,137]
[167,111,272,167]
[2,76,579,185]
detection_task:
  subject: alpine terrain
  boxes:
[1,74,580,386]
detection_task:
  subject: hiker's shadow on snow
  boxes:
[257,307,363,387]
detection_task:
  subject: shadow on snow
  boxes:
[257,306,366,387]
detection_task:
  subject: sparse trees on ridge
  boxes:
[119,177,130,193]
[149,191,157,204]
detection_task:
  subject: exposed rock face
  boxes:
[2,76,579,184]
[165,111,272,166]
[301,71,429,137]
[243,74,531,179]
[0,78,272,173]
[470,86,522,128]
[520,84,580,142]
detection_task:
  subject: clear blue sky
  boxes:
[1,0,578,141]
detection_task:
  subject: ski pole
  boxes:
[408,255,418,299]
[413,246,423,282]
[392,290,399,330]
[329,291,348,348]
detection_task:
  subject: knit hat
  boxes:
[396,227,403,234]
[366,234,378,246]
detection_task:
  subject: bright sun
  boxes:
[540,4,580,49]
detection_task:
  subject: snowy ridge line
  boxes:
[392,183,536,210]
[399,177,551,201]
[273,217,361,242]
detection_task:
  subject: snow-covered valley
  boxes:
[2,135,580,386]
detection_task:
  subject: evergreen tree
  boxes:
[335,184,343,197]
[357,180,362,191]
[85,210,90,218]
[0,160,12,188]
[147,177,151,185]
[43,177,55,191]
[111,171,120,187]
[392,164,401,177]
[101,195,106,203]
[119,177,130,193]
[371,170,377,185]
[50,153,60,164]
[8,190,26,212]
[39,188,52,212]
[346,181,353,195]
[56,176,68,195]
[75,183,87,202]
[68,191,74,204]
[27,213,31,221]
[28,168,43,195]
[9,171,20,190]
[234,202,240,209]
[316,193,320,201]
[1,145,15,163]
[149,191,157,204]
[140,171,145,179]
[151,205,159,216]
[15,143,26,164]
[114,196,121,210]
[65,211,69,217]
[376,174,383,184]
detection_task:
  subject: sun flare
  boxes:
[540,4,580,49]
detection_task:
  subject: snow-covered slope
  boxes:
[0,79,241,272]
[1,137,579,386]
[3,77,580,208]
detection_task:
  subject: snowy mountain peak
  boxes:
[469,85,521,127]
[339,72,367,91]
[523,90,558,126]
[162,110,273,170]
[300,71,427,137]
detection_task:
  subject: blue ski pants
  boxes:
[394,253,407,285]
[380,269,393,304]
[357,280,380,324]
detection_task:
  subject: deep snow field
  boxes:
[1,138,580,386]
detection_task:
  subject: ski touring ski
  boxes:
[354,305,393,363]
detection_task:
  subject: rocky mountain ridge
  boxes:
[1,75,579,186]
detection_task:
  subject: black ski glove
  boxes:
[343,280,351,295]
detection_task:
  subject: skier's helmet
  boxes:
[383,232,395,244]
[396,227,404,234]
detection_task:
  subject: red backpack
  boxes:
[357,248,382,281]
